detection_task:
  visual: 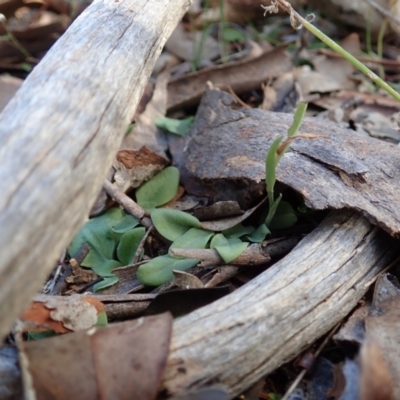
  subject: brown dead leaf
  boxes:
[172,270,204,289]
[225,0,276,22]
[122,70,170,157]
[0,74,22,112]
[166,23,219,63]
[66,257,98,286]
[360,342,395,400]
[260,71,300,113]
[113,147,169,192]
[167,44,292,112]
[307,0,389,36]
[360,293,400,398]
[23,313,173,400]
[198,199,266,231]
[193,200,243,221]
[2,9,69,40]
[296,34,360,95]
[19,294,105,333]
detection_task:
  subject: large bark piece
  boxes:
[169,89,400,237]
[163,210,400,397]
[0,0,191,341]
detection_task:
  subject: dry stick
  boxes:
[0,0,191,341]
[163,211,400,397]
[133,226,153,264]
[171,238,300,266]
[363,0,400,27]
[204,266,239,288]
[316,48,400,67]
[227,85,251,109]
[103,180,152,228]
[170,244,271,266]
[281,322,341,400]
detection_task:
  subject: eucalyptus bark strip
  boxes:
[163,210,400,398]
[0,0,191,341]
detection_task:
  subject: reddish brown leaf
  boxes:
[360,342,395,400]
[24,313,173,400]
[20,295,105,333]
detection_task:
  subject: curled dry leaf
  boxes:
[23,314,173,400]
[113,147,169,192]
[19,294,105,333]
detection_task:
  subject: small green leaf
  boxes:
[137,255,198,286]
[96,312,108,327]
[27,331,56,341]
[151,209,200,241]
[20,62,32,72]
[222,27,246,42]
[154,116,194,136]
[69,208,125,267]
[246,224,270,242]
[265,136,282,195]
[112,215,139,234]
[268,201,298,230]
[117,227,146,265]
[136,166,180,210]
[92,259,122,277]
[170,228,214,252]
[268,394,282,400]
[222,224,254,239]
[210,234,248,264]
[94,276,119,292]
[288,102,308,137]
[265,193,282,227]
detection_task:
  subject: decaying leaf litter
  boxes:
[2,0,400,399]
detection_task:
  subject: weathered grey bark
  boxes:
[169,89,400,237]
[0,0,191,341]
[163,210,400,397]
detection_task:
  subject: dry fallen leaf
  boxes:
[113,147,169,192]
[167,45,292,112]
[0,74,22,112]
[23,313,173,400]
[359,342,395,400]
[20,294,105,333]
[122,70,170,157]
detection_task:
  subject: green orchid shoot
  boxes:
[265,102,308,227]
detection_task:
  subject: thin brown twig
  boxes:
[103,180,152,228]
[281,322,341,400]
[316,48,400,67]
[0,14,35,60]
[363,0,400,28]
[170,244,271,266]
[227,85,251,109]
[133,226,153,264]
[364,254,400,288]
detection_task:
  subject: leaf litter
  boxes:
[4,0,400,398]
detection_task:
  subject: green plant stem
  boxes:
[377,18,388,79]
[218,0,229,63]
[0,18,33,60]
[271,0,400,103]
[365,7,373,56]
